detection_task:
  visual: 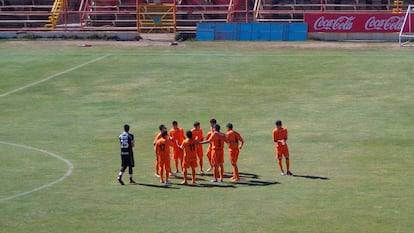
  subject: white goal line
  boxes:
[0,54,109,98]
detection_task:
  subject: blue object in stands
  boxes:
[153,17,162,24]
[287,23,308,41]
[196,22,308,41]
[196,23,215,41]
[215,23,237,40]
[239,23,252,41]
[270,23,284,41]
[251,23,271,41]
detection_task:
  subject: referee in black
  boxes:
[117,124,136,185]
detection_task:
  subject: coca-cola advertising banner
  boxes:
[305,14,410,33]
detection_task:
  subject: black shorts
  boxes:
[121,153,135,167]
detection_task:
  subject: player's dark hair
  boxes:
[161,130,168,137]
[214,124,220,131]
[172,120,178,125]
[193,121,200,127]
[159,124,166,131]
[124,124,130,132]
[186,130,192,139]
[226,123,233,130]
[210,118,217,124]
[275,120,282,126]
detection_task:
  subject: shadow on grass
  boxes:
[292,174,329,180]
[169,175,209,182]
[182,183,237,188]
[131,182,180,189]
[127,170,279,188]
[238,172,260,179]
[234,180,280,186]
[182,171,277,187]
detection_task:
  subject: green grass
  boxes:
[1,40,413,233]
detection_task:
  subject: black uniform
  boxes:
[119,131,135,172]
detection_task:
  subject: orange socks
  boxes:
[155,162,159,175]
[286,159,290,171]
[232,166,239,181]
[183,169,188,184]
[191,168,196,183]
[278,159,284,172]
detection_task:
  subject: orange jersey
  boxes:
[226,130,244,151]
[169,127,185,146]
[153,132,162,145]
[207,132,227,151]
[191,128,204,142]
[155,138,172,161]
[272,127,288,148]
[206,129,214,148]
[206,129,214,140]
[191,127,204,157]
[181,138,198,162]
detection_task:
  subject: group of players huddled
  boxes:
[153,119,244,185]
[117,118,291,186]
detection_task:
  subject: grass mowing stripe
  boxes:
[0,141,74,203]
[0,54,109,98]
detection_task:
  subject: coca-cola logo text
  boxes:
[365,16,404,31]
[306,13,407,32]
[314,16,355,31]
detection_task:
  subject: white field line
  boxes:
[0,54,109,98]
[0,55,101,201]
[0,141,74,203]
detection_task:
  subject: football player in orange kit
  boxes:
[169,121,185,174]
[205,118,216,172]
[179,130,198,185]
[226,123,244,182]
[191,121,205,175]
[200,124,227,182]
[154,130,173,184]
[272,120,292,176]
[153,124,167,178]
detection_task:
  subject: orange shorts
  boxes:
[211,149,224,165]
[229,149,240,164]
[276,146,289,159]
[183,159,197,169]
[158,154,171,172]
[207,146,212,155]
[173,147,184,160]
[196,145,204,158]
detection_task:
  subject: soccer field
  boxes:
[1,40,413,233]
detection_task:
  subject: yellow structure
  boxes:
[138,3,176,33]
[393,0,404,13]
[45,0,65,30]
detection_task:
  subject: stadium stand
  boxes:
[0,0,53,29]
[0,0,411,33]
[176,0,229,32]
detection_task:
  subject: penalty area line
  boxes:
[0,141,74,203]
[0,54,109,98]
